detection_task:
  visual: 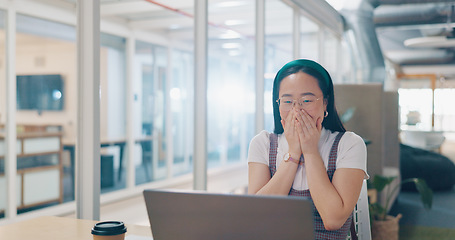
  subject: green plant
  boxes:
[368,175,433,221]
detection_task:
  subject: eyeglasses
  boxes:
[276,95,321,111]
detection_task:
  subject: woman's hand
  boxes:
[295,109,323,156]
[281,108,302,157]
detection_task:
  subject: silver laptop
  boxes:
[143,189,314,240]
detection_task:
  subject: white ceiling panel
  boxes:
[101,1,161,16]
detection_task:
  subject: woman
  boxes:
[248,59,368,239]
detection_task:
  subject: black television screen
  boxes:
[16,74,64,111]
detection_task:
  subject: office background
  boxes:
[0,0,454,228]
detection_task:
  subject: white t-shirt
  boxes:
[247,128,369,191]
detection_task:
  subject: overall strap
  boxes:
[327,132,345,181]
[326,131,358,240]
[268,133,278,177]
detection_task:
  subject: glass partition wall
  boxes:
[264,0,293,132]
[170,49,193,177]
[99,33,127,193]
[321,28,340,82]
[134,41,169,185]
[15,14,76,213]
[134,41,155,185]
[300,14,319,61]
[207,1,256,168]
[131,2,195,183]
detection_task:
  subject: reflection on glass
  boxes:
[100,33,127,194]
[15,14,76,214]
[135,41,154,185]
[135,41,168,185]
[155,46,168,177]
[171,50,193,176]
[207,0,256,167]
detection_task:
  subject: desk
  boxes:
[63,137,154,197]
[63,139,127,184]
[0,216,152,240]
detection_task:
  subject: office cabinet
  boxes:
[0,131,63,212]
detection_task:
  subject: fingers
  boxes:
[283,108,303,155]
[288,108,296,122]
[295,118,305,139]
[283,109,297,135]
[296,109,316,131]
[297,110,311,136]
[286,110,295,130]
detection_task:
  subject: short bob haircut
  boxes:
[272,59,345,134]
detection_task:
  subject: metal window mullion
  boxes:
[193,0,208,191]
[255,0,265,135]
[76,0,101,220]
[126,35,135,188]
[5,1,17,221]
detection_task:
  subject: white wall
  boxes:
[1,32,122,145]
[14,34,77,144]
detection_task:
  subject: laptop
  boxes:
[143,189,314,240]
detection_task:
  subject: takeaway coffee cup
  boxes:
[91,221,127,240]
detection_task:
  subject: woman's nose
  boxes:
[293,101,303,109]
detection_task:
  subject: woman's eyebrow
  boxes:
[281,92,316,97]
[300,92,316,96]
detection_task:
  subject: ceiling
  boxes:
[46,0,455,78]
[79,0,295,55]
[59,0,294,42]
[372,0,455,77]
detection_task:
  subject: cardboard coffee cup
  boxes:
[91,221,127,240]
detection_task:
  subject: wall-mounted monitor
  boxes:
[16,74,64,112]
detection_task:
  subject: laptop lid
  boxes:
[143,189,314,240]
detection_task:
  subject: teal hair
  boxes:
[275,59,330,87]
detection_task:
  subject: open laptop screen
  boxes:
[143,189,314,240]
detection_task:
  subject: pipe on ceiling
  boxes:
[374,3,451,27]
[340,1,386,83]
[372,1,455,65]
[387,49,455,65]
[375,0,455,5]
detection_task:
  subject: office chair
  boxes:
[347,179,372,240]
